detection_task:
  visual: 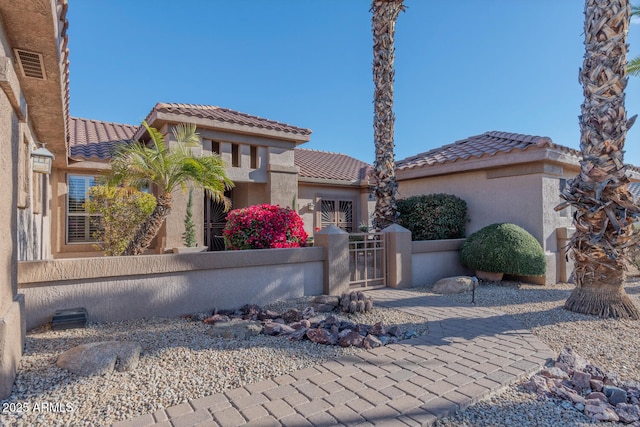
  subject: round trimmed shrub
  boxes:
[223,204,308,250]
[397,193,467,241]
[460,223,546,276]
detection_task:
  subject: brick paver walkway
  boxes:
[113,289,555,427]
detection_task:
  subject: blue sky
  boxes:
[67,1,640,166]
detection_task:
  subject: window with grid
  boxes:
[320,199,354,232]
[67,175,99,243]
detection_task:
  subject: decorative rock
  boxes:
[282,309,302,323]
[404,330,418,339]
[386,326,402,338]
[572,370,592,391]
[585,402,619,422]
[369,321,386,336]
[604,385,628,405]
[306,328,336,345]
[338,330,364,348]
[555,347,587,374]
[363,334,382,349]
[356,324,370,336]
[587,392,609,403]
[310,303,336,313]
[540,367,569,380]
[288,328,307,341]
[524,375,550,396]
[590,379,604,392]
[616,403,640,423]
[585,364,606,380]
[203,314,230,325]
[605,371,621,386]
[432,276,474,294]
[257,310,280,321]
[301,306,315,319]
[311,295,339,306]
[57,341,141,377]
[207,320,263,340]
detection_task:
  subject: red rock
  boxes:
[338,331,364,347]
[203,314,230,325]
[306,328,336,345]
[590,379,604,392]
[540,367,569,380]
[363,334,382,349]
[615,403,640,423]
[572,371,592,391]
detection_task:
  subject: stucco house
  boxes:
[0,0,70,398]
[396,130,640,285]
[59,107,373,257]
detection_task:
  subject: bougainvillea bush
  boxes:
[223,204,308,250]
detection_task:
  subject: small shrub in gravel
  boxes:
[460,223,546,276]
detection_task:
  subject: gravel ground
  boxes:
[0,298,428,426]
[418,277,640,427]
[3,278,640,427]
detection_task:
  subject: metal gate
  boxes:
[204,193,229,251]
[348,232,386,289]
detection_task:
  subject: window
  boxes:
[67,175,99,243]
[203,140,220,154]
[320,199,354,232]
[231,144,240,167]
[250,146,258,169]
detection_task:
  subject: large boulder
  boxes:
[57,341,141,376]
[432,276,475,294]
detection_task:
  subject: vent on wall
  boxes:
[14,49,46,80]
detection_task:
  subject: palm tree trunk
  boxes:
[123,192,173,256]
[561,0,640,319]
[371,0,405,231]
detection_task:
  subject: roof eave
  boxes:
[396,146,581,181]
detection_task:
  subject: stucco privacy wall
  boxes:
[0,18,25,398]
[18,248,324,330]
[411,239,471,287]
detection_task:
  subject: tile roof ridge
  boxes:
[157,102,220,110]
[295,147,343,155]
[70,116,137,128]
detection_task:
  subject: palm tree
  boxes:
[371,0,405,231]
[628,5,640,76]
[107,121,233,255]
[560,0,640,319]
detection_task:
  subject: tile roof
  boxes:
[145,103,312,137]
[69,117,137,160]
[295,148,372,182]
[396,131,579,170]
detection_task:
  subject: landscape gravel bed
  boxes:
[416,277,640,427]
[0,297,428,426]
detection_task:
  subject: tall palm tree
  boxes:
[107,121,233,255]
[560,0,640,319]
[371,0,405,231]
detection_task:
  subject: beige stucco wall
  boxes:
[19,247,324,329]
[398,160,578,284]
[298,181,371,235]
[411,239,471,286]
[0,20,24,398]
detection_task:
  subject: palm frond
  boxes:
[628,56,640,77]
[172,122,201,147]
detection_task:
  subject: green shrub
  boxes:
[86,185,157,256]
[460,223,546,276]
[397,193,467,241]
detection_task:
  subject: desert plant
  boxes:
[106,121,233,255]
[182,188,196,247]
[223,204,308,250]
[460,223,546,276]
[397,194,467,241]
[85,185,157,256]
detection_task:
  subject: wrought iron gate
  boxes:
[204,193,229,251]
[348,232,386,288]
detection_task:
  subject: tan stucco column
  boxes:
[267,164,298,208]
[383,224,412,289]
[315,225,350,295]
[0,55,26,398]
[556,226,575,283]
